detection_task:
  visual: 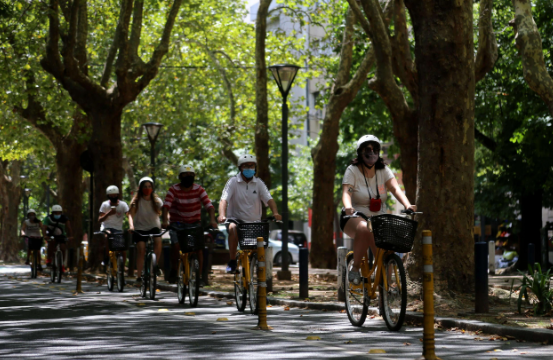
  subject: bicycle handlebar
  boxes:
[343,209,423,221]
[133,228,170,238]
[224,217,282,225]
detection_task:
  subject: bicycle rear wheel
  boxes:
[249,253,259,315]
[379,253,407,331]
[234,255,247,312]
[345,254,368,327]
[117,254,125,292]
[107,258,114,291]
[140,267,147,298]
[188,254,200,307]
[177,260,186,304]
[55,251,63,283]
[30,251,38,279]
[149,253,157,300]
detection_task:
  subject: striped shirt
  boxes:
[163,183,214,224]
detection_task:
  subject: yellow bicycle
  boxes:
[96,229,127,292]
[344,210,420,331]
[173,224,204,307]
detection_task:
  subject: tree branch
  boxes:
[129,0,144,64]
[75,0,88,75]
[41,0,64,78]
[334,7,356,89]
[345,0,372,38]
[100,0,127,88]
[475,127,497,151]
[114,0,135,94]
[511,0,553,116]
[475,0,498,83]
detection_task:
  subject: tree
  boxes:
[0,159,22,261]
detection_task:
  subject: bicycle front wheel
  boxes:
[379,253,407,331]
[117,254,125,292]
[149,253,157,300]
[249,253,259,315]
[140,267,147,298]
[55,251,63,283]
[234,255,247,312]
[188,254,200,307]
[177,260,186,304]
[345,254,368,327]
[31,251,38,279]
[107,258,114,291]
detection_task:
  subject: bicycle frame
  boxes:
[235,249,256,290]
[178,251,191,285]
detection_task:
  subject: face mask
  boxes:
[53,215,61,220]
[29,215,36,220]
[108,197,118,205]
[142,188,153,196]
[180,175,194,188]
[362,150,379,167]
[242,169,255,179]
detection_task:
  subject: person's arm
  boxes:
[21,221,27,236]
[208,207,218,228]
[98,208,116,223]
[266,199,282,221]
[39,221,45,238]
[218,200,228,223]
[161,207,169,228]
[128,203,137,232]
[385,178,416,212]
[342,184,355,215]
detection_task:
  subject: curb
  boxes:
[50,270,553,343]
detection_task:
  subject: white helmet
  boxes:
[237,154,257,167]
[178,164,195,175]
[356,135,381,152]
[27,209,37,215]
[138,177,154,187]
[106,185,119,195]
[52,205,62,212]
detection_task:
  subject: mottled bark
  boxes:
[254,0,272,189]
[404,0,476,292]
[511,0,553,116]
[0,160,22,262]
[475,0,498,82]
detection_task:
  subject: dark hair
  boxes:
[131,181,162,215]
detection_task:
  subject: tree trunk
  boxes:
[404,0,476,292]
[254,0,272,190]
[517,190,543,271]
[0,160,23,262]
[87,107,124,270]
[393,111,418,203]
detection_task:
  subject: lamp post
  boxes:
[269,64,300,280]
[23,188,31,218]
[142,122,164,184]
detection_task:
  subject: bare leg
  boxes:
[343,217,377,270]
[153,237,162,265]
[136,241,146,276]
[228,223,238,260]
[171,243,180,271]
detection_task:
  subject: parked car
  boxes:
[218,225,299,266]
[269,229,308,248]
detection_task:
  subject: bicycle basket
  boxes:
[237,222,269,250]
[174,225,205,253]
[108,232,127,251]
[371,214,418,253]
[28,237,43,250]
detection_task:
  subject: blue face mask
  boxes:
[242,169,255,179]
[53,215,61,220]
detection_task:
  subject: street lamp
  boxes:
[23,188,32,218]
[269,64,300,280]
[142,122,164,184]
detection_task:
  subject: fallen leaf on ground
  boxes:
[344,340,352,344]
[284,307,290,311]
[368,349,386,354]
[137,303,146,306]
[306,336,320,340]
[156,289,160,292]
[158,309,168,312]
[403,342,411,346]
[217,317,228,321]
[185,312,195,316]
[226,301,233,305]
[212,331,217,334]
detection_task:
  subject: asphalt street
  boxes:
[1,265,553,359]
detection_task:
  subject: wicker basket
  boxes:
[173,225,205,253]
[237,222,269,250]
[372,214,418,253]
[108,232,127,251]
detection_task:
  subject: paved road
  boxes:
[1,265,552,359]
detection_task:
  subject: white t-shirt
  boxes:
[99,200,129,231]
[132,197,163,231]
[24,219,42,237]
[220,174,273,222]
[342,165,395,216]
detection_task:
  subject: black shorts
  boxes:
[133,228,161,243]
[339,208,348,232]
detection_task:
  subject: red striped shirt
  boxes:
[162,183,214,224]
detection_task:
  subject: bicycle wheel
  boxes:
[234,255,247,312]
[30,251,37,279]
[117,254,125,292]
[107,257,114,291]
[345,254,368,327]
[140,267,147,298]
[149,253,157,300]
[55,251,63,283]
[379,253,407,331]
[188,254,200,307]
[50,258,56,283]
[177,260,186,304]
[249,253,259,315]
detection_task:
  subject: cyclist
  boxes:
[42,205,73,269]
[129,177,163,283]
[341,135,416,284]
[98,185,130,269]
[21,209,45,270]
[218,154,282,274]
[162,164,218,283]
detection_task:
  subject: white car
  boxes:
[218,225,299,266]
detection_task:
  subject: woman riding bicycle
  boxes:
[42,205,73,269]
[341,135,416,285]
[22,209,45,270]
[98,185,130,269]
[129,177,163,284]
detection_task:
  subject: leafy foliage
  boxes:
[517,262,553,316]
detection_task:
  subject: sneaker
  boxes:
[226,260,237,274]
[155,265,162,277]
[37,265,43,272]
[348,269,361,285]
[25,260,30,265]
[136,276,142,284]
[168,269,177,284]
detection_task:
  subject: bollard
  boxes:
[475,242,489,313]
[254,237,272,330]
[417,230,441,360]
[337,247,348,302]
[265,247,273,293]
[488,240,495,275]
[74,246,84,294]
[299,248,309,299]
[528,243,535,270]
